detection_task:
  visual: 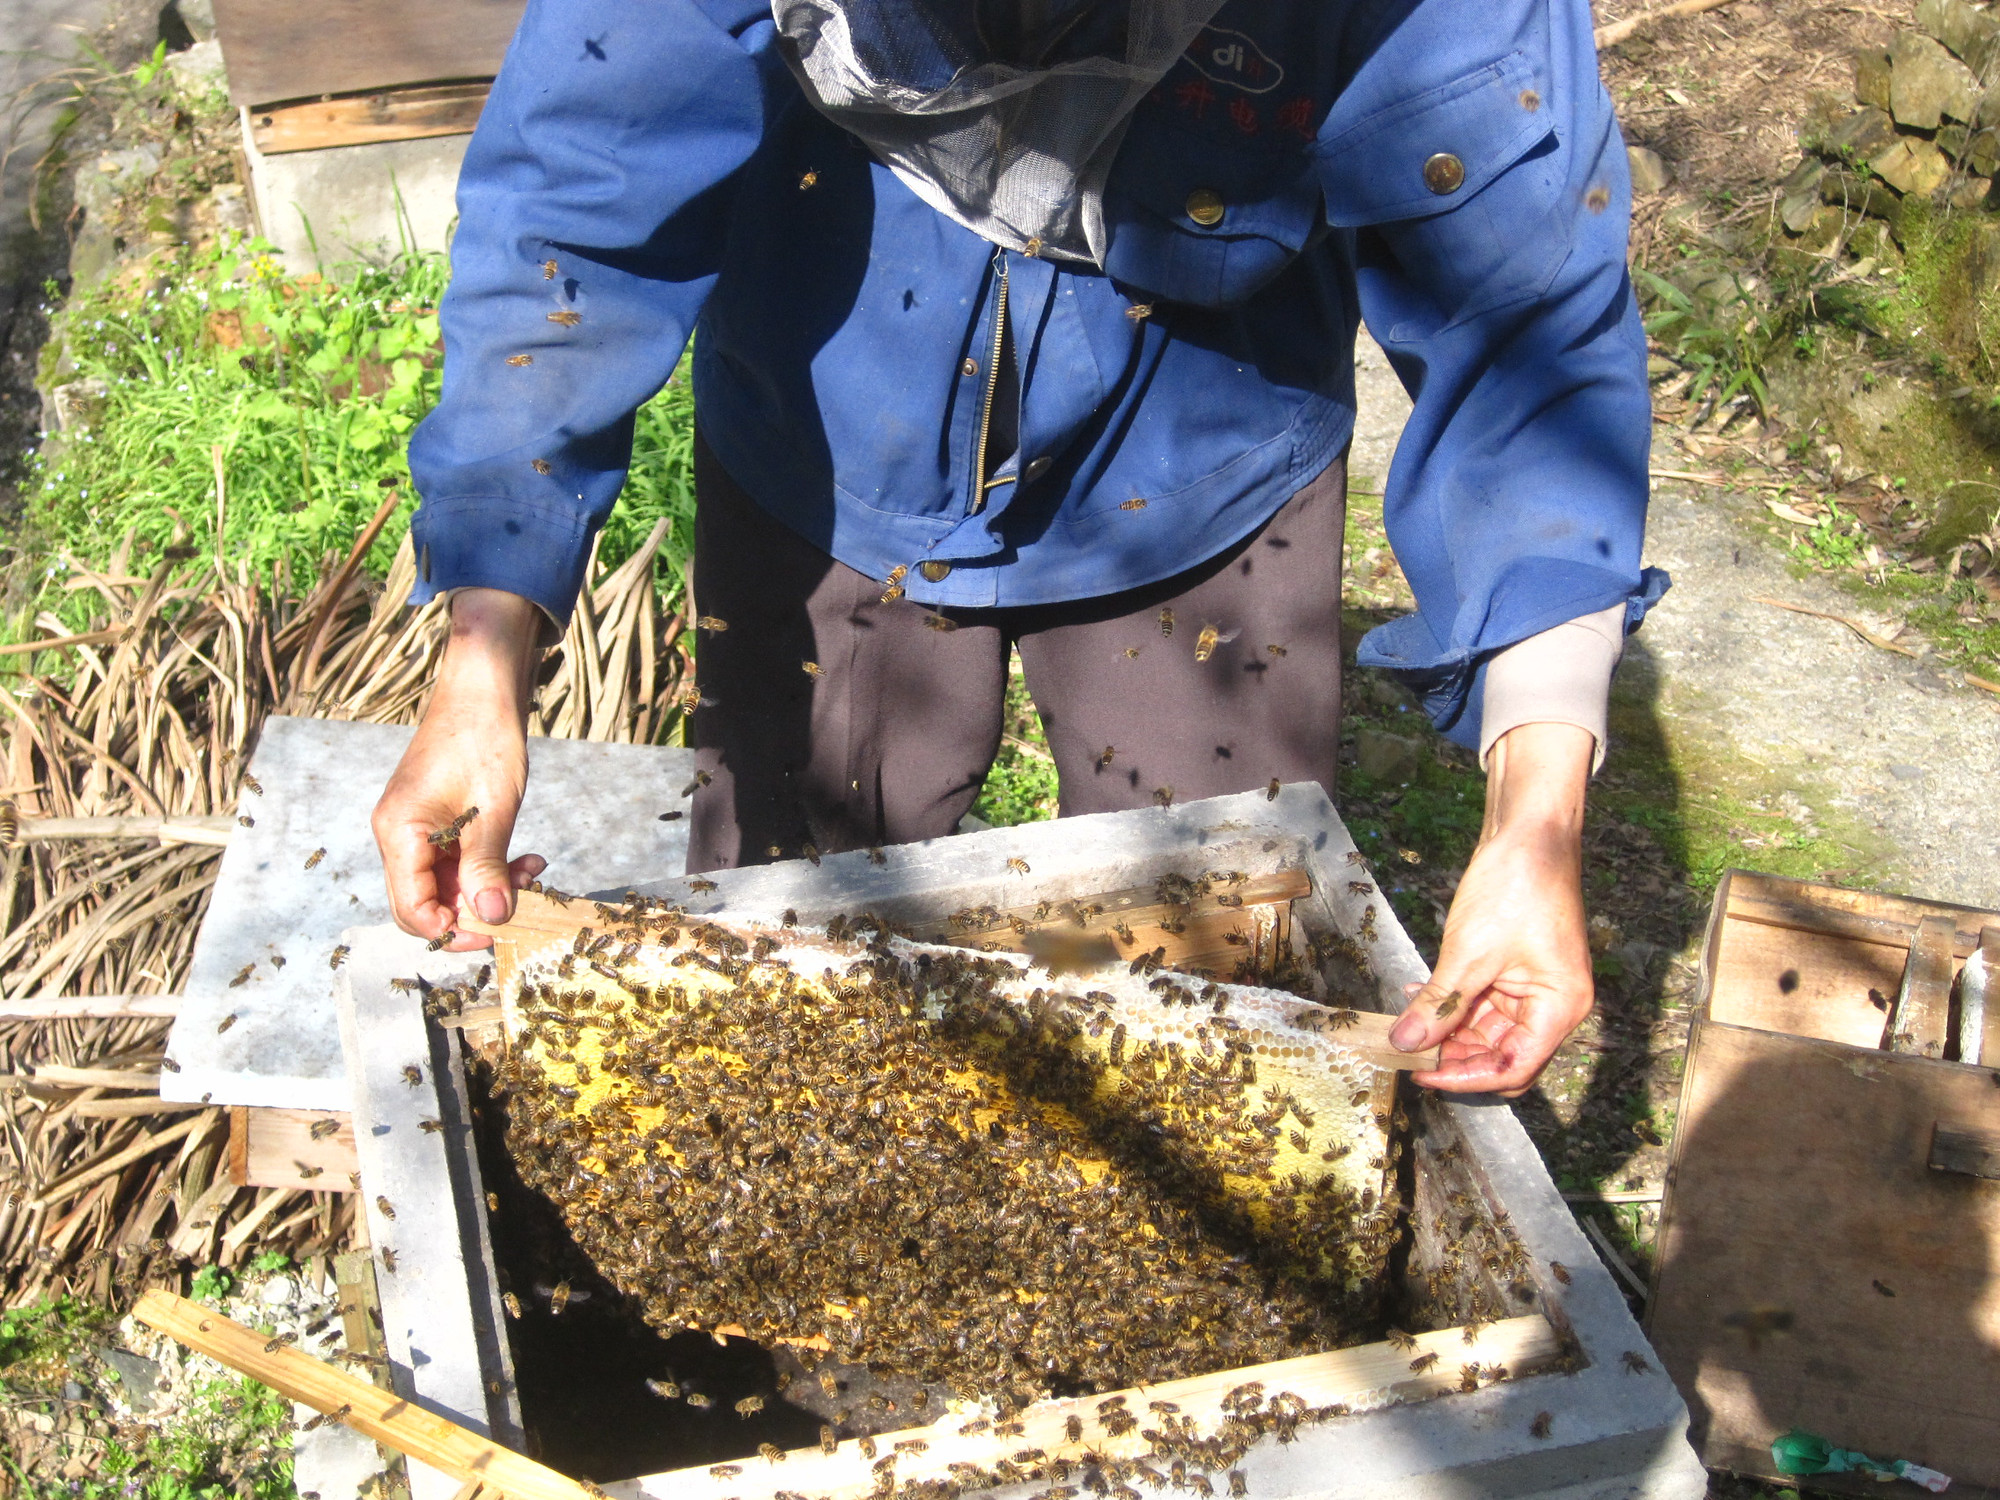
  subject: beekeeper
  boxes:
[374,0,1668,1095]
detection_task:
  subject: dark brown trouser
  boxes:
[686,433,1345,874]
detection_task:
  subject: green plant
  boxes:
[0,1296,109,1371]
[248,1250,292,1274]
[1637,265,1770,415]
[972,659,1061,827]
[187,1265,233,1304]
[90,1374,295,1500]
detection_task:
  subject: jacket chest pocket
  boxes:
[1099,124,1327,310]
[1318,49,1566,331]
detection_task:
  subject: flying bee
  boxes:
[238,814,254,826]
[1123,646,1141,658]
[503,1291,522,1318]
[1529,1412,1553,1440]
[736,1395,766,1417]
[304,847,326,870]
[380,1248,398,1273]
[1006,857,1030,875]
[686,1392,714,1410]
[867,847,886,865]
[802,660,824,677]
[759,1443,785,1464]
[427,807,479,846]
[1265,777,1281,800]
[376,1195,395,1220]
[1120,496,1148,510]
[1407,1352,1440,1374]
[308,1117,341,1141]
[1266,643,1287,657]
[1550,1260,1572,1284]
[506,353,533,366]
[548,309,582,326]
[296,1162,323,1180]
[709,1464,740,1477]
[530,458,552,474]
[402,1065,423,1086]
[1158,608,1175,637]
[697,615,729,631]
[229,964,254,987]
[923,612,958,632]
[1193,623,1239,661]
[799,168,819,189]
[1621,1350,1653,1374]
[217,1012,238,1034]
[419,1118,443,1134]
[682,770,712,796]
[543,259,559,279]
[242,774,264,796]
[688,878,718,893]
[1153,786,1174,807]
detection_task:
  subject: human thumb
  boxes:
[1389,966,1487,1053]
[453,808,516,927]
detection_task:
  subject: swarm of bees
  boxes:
[490,894,1411,1406]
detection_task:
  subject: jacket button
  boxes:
[1185,188,1226,226]
[919,560,952,583]
[961,357,978,377]
[1023,455,1052,482]
[1423,152,1466,195]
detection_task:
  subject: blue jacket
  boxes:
[407,0,1668,748]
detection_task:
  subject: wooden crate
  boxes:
[1648,870,2000,1494]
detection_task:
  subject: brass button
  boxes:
[1423,152,1466,195]
[961,357,978,377]
[1023,455,1052,482]
[919,560,952,583]
[1185,188,1226,227]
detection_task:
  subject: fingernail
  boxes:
[475,888,508,923]
[1389,1014,1425,1052]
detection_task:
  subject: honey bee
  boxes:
[1228,1475,1247,1498]
[759,1443,785,1464]
[867,847,887,865]
[686,1392,715,1411]
[658,810,684,821]
[402,1065,423,1086]
[308,1117,341,1141]
[531,459,551,474]
[802,660,825,677]
[820,1425,839,1455]
[895,1439,929,1454]
[376,1195,396,1220]
[419,1118,444,1134]
[503,1291,523,1319]
[547,309,582,326]
[1153,786,1174,807]
[217,1012,238,1034]
[543,259,559,279]
[736,1395,766,1417]
[858,1436,877,1459]
[709,1463,740,1477]
[766,844,784,858]
[238,815,254,826]
[803,842,821,865]
[1120,497,1148,511]
[227,963,257,988]
[1125,302,1154,321]
[304,847,327,871]
[1621,1350,1653,1374]
[1407,1352,1440,1374]
[242,774,264,796]
[1006,858,1030,875]
[1158,608,1175,637]
[923,612,958,632]
[427,807,479,846]
[688,877,718,893]
[506,353,533,366]
[879,565,907,602]
[1266,643,1287,657]
[1288,1130,1308,1152]
[0,801,15,846]
[1459,1365,1482,1392]
[1123,646,1142,658]
[426,931,456,952]
[1193,623,1238,661]
[296,1162,323,1179]
[1529,1412,1553,1440]
[1433,989,1461,1020]
[799,168,819,189]
[380,1248,399,1273]
[1550,1260,1572,1285]
[1064,1414,1083,1442]
[697,615,729,631]
[1386,1327,1417,1351]
[1265,777,1282,800]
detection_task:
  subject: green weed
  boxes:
[0,1295,111,1373]
[89,1374,295,1500]
[186,1266,232,1304]
[972,657,1060,827]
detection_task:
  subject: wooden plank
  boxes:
[14,814,232,845]
[0,994,179,1019]
[30,1063,162,1090]
[1722,869,1999,959]
[1647,1019,2000,1488]
[610,1314,1563,1500]
[1699,906,1903,1046]
[1929,1123,2000,1180]
[249,82,489,155]
[211,0,525,108]
[1962,926,2000,1067]
[231,1107,359,1191]
[132,1289,591,1500]
[70,1097,209,1119]
[1888,915,1956,1057]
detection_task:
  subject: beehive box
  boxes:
[1648,870,2000,1492]
[335,785,1704,1500]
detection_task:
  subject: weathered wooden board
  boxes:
[1648,1019,2000,1489]
[211,0,525,107]
[250,82,490,154]
[228,1106,359,1191]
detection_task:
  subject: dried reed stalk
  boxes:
[0,523,689,1305]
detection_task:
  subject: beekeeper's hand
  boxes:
[373,588,547,950]
[1388,721,1595,1097]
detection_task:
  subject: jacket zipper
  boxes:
[969,248,1009,516]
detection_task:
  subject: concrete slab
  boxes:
[164,716,691,1111]
[242,123,468,271]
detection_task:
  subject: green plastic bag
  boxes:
[1771,1429,1951,1492]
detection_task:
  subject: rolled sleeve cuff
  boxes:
[408,495,597,628]
[1478,603,1627,773]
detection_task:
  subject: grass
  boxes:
[970,654,1061,827]
[19,235,696,646]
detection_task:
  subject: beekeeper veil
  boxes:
[773,0,1228,266]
